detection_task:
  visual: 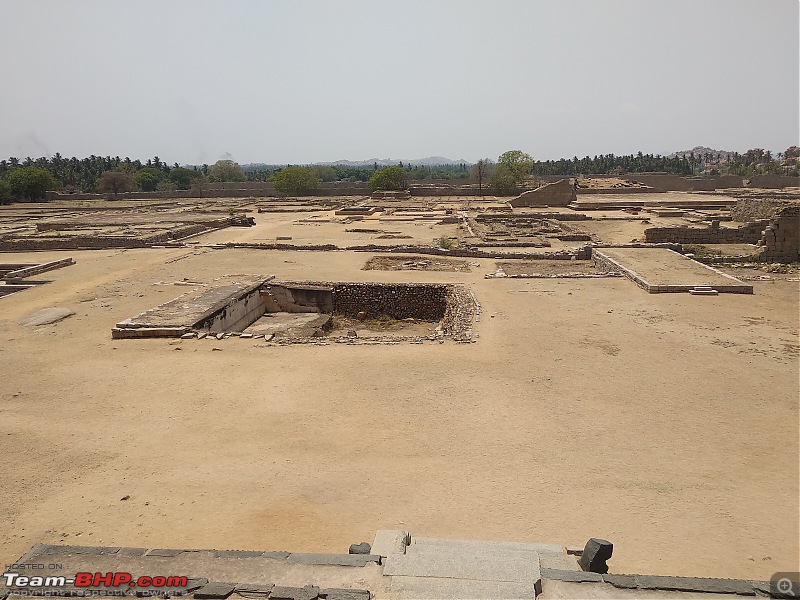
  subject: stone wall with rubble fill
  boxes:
[757,205,800,262]
[332,283,449,321]
[440,285,478,342]
[644,220,769,244]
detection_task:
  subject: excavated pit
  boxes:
[113,279,478,343]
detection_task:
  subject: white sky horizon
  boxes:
[1,0,797,166]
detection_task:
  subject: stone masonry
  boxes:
[644,220,769,244]
[332,283,449,321]
[757,204,800,262]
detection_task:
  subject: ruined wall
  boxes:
[510,179,576,207]
[332,283,449,320]
[569,174,744,191]
[409,185,501,196]
[644,220,769,244]
[730,198,798,221]
[196,287,269,333]
[747,175,800,189]
[757,205,800,262]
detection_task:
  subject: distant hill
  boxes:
[316,156,469,167]
[667,146,735,160]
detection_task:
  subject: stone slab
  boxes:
[261,551,290,560]
[37,545,120,555]
[19,308,75,327]
[286,553,380,567]
[635,574,755,595]
[538,553,580,571]
[602,573,638,589]
[383,551,540,584]
[234,583,273,595]
[144,548,184,557]
[213,550,264,559]
[270,585,319,600]
[371,530,409,557]
[540,567,602,582]
[193,582,236,599]
[593,247,752,293]
[410,536,563,555]
[319,589,370,600]
[389,575,536,599]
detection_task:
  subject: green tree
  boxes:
[0,179,12,205]
[169,167,203,190]
[208,159,246,182]
[98,170,136,196]
[368,165,408,191]
[272,166,319,195]
[312,165,337,182]
[489,150,533,194]
[6,166,59,201]
[136,167,163,191]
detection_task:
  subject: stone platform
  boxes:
[592,247,753,294]
[2,533,781,600]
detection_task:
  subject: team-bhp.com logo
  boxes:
[3,572,188,589]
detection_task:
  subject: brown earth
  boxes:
[0,201,797,583]
[497,260,599,276]
[363,255,472,272]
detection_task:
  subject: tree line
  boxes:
[1,147,795,203]
[532,148,799,177]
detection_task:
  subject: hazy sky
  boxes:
[1,0,797,165]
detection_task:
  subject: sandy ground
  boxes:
[0,207,798,583]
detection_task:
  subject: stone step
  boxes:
[390,575,537,599]
[383,550,540,584]
[410,536,563,556]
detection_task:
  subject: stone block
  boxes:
[577,538,613,573]
[348,542,371,555]
[193,582,236,599]
[371,530,409,557]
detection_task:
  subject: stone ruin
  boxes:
[113,278,479,344]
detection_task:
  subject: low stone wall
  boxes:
[409,185,506,197]
[757,205,800,262]
[332,283,449,320]
[0,223,211,251]
[644,220,769,244]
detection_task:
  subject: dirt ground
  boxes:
[363,255,472,272]
[496,260,600,276]
[0,200,798,583]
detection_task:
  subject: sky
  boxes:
[0,0,797,165]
